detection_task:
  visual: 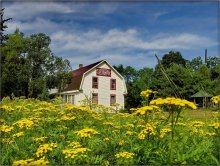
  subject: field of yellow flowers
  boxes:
[1,92,220,165]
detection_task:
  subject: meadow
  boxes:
[1,92,220,165]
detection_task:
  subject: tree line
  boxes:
[0,8,71,100]
[114,51,220,110]
[1,29,72,100]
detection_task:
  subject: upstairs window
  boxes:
[92,77,98,89]
[110,94,116,106]
[110,79,116,90]
[92,93,98,104]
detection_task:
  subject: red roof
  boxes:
[63,60,103,91]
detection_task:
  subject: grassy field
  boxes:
[182,108,220,121]
[1,96,220,165]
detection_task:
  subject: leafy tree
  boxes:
[135,67,154,90]
[193,64,213,93]
[114,65,155,110]
[1,30,71,99]
[0,8,12,44]
[46,57,72,93]
[189,56,203,71]
[153,63,194,98]
[1,30,29,97]
[206,56,220,69]
[161,51,186,69]
[25,33,53,98]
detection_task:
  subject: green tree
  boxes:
[161,51,186,69]
[0,8,12,43]
[1,30,71,99]
[206,56,220,69]
[1,30,29,97]
[46,57,72,93]
[153,63,194,98]
[114,65,155,110]
[189,56,203,71]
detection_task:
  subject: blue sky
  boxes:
[3,1,220,69]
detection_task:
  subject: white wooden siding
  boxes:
[81,62,125,108]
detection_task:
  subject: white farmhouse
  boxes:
[61,60,127,109]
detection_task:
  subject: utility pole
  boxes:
[205,48,208,66]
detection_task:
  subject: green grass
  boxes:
[182,107,220,121]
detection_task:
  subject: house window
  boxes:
[110,94,116,106]
[110,79,116,90]
[92,93,98,104]
[92,77,98,89]
[67,95,71,103]
[71,95,75,105]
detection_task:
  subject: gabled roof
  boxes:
[190,90,213,98]
[63,60,102,91]
[63,59,127,93]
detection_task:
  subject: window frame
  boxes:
[110,94,116,106]
[92,76,98,89]
[110,79,116,90]
[92,93,98,104]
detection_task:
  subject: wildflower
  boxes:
[75,128,99,138]
[2,138,14,144]
[13,132,24,138]
[191,121,205,127]
[62,147,91,159]
[12,158,49,166]
[208,122,220,129]
[68,141,82,148]
[103,137,110,142]
[33,137,48,142]
[133,105,160,115]
[13,118,35,129]
[125,123,135,128]
[117,140,125,146]
[36,143,58,157]
[103,122,115,126]
[140,89,157,98]
[211,95,220,104]
[150,97,197,110]
[115,151,135,159]
[0,105,14,112]
[12,159,34,165]
[160,128,172,138]
[0,124,14,133]
[138,123,156,140]
[126,131,134,136]
[59,115,76,121]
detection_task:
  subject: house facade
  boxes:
[60,60,127,109]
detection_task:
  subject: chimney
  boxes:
[79,64,83,68]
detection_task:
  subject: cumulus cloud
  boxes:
[3,2,218,69]
[50,29,216,53]
[50,28,217,69]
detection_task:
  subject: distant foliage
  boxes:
[1,30,71,99]
[114,52,220,109]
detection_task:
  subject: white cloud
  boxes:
[50,29,216,53]
[4,2,76,20]
[49,28,217,69]
[6,18,61,34]
[3,2,118,21]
